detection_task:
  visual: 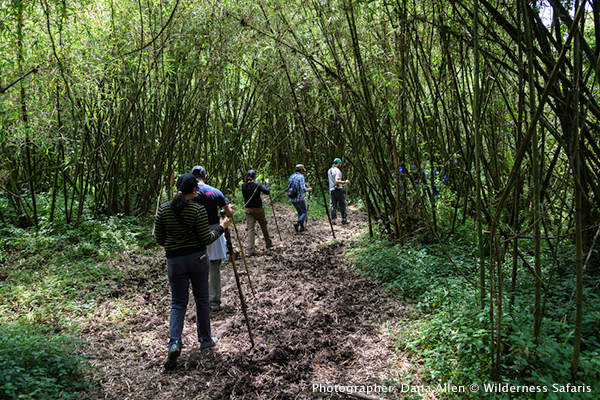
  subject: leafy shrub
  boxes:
[0,215,148,326]
[0,325,94,399]
[348,220,600,399]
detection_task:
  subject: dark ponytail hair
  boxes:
[172,173,198,213]
[171,192,188,214]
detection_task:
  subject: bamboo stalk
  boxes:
[224,228,255,349]
[266,177,282,241]
[230,216,255,296]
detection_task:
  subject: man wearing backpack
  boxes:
[288,164,312,232]
[191,165,234,312]
[328,158,350,225]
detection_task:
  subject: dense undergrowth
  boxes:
[347,203,600,399]
[0,325,90,399]
[0,213,156,399]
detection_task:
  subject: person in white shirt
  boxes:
[327,158,350,225]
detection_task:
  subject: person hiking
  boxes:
[154,173,230,370]
[328,158,350,225]
[288,164,312,232]
[241,170,273,256]
[191,165,234,312]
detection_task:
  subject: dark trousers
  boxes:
[166,250,211,346]
[329,189,347,221]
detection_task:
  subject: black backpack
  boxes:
[286,181,298,199]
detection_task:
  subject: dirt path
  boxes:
[83,204,417,399]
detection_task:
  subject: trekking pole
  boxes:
[224,227,255,348]
[152,191,161,236]
[305,190,311,228]
[230,216,256,295]
[267,179,282,241]
[152,175,165,235]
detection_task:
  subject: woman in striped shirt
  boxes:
[154,173,230,370]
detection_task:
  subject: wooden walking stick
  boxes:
[151,182,162,235]
[230,216,256,295]
[267,178,282,241]
[224,227,255,348]
[305,190,311,229]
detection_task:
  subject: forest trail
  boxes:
[83,203,419,399]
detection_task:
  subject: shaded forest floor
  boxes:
[82,204,425,399]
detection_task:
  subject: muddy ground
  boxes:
[82,204,423,399]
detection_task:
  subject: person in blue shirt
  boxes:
[191,165,234,312]
[241,169,273,255]
[288,164,312,232]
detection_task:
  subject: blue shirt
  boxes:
[192,183,228,225]
[288,172,308,202]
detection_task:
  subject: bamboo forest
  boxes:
[1,0,599,398]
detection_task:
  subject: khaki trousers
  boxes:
[245,207,272,253]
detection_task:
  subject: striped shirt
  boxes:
[154,200,224,258]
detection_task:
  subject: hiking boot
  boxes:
[200,337,219,351]
[293,222,299,232]
[163,341,181,370]
[210,304,222,312]
[331,220,337,225]
[342,219,349,225]
[298,222,306,232]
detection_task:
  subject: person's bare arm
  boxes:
[223,203,234,218]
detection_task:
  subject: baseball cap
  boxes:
[295,164,306,172]
[191,165,207,178]
[333,158,342,164]
[176,173,198,194]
